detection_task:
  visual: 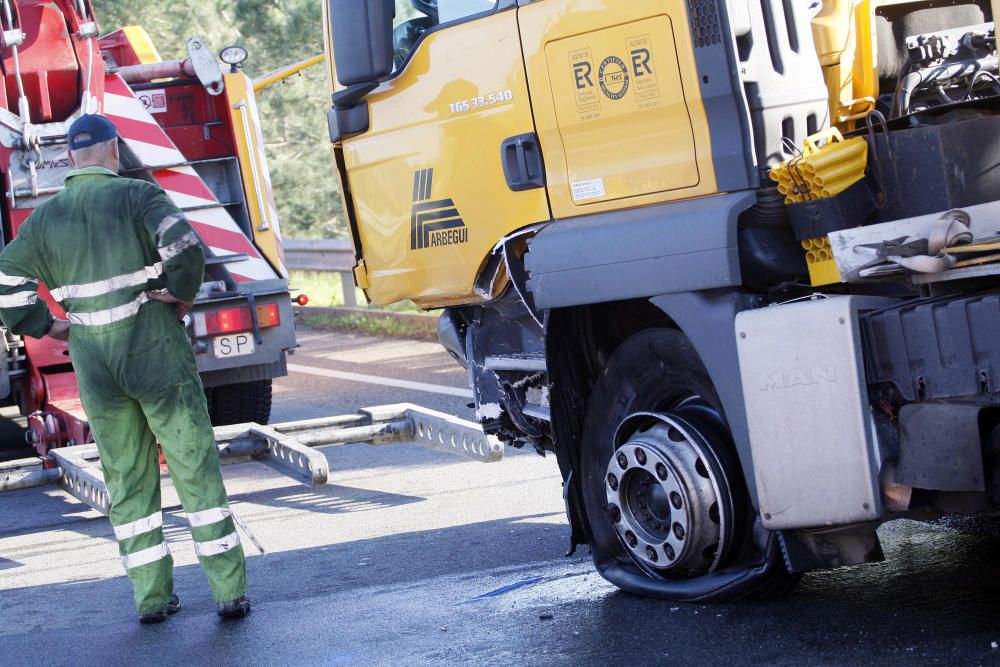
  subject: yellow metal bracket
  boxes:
[253,54,325,93]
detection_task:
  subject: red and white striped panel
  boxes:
[103,75,277,283]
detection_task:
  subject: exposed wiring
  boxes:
[963,70,1000,100]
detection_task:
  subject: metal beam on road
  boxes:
[2,404,500,515]
[0,458,60,492]
[287,363,474,399]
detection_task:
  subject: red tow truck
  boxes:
[0,0,299,462]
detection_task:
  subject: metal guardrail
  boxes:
[284,238,359,307]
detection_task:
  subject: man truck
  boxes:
[324,0,1000,600]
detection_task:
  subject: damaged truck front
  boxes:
[324,0,1000,601]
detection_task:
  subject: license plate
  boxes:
[212,333,255,358]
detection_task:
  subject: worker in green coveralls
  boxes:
[0,115,250,623]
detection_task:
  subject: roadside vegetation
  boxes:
[289,271,434,340]
[289,271,422,313]
[296,310,436,341]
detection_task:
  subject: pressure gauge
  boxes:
[220,45,249,72]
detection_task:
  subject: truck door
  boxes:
[337,0,549,307]
[516,0,720,220]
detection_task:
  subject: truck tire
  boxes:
[579,328,799,601]
[206,379,272,426]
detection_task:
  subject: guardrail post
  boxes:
[339,271,357,307]
[284,239,363,307]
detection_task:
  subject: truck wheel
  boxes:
[579,328,799,601]
[206,379,272,426]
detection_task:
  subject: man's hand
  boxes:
[146,289,193,320]
[47,319,70,341]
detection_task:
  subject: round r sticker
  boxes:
[598,56,629,100]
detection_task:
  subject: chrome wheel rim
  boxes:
[605,410,732,574]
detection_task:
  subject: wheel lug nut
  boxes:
[665,544,676,560]
[635,448,647,465]
[624,531,637,547]
[670,491,683,509]
[656,463,668,480]
[673,523,685,540]
[607,473,619,491]
[617,452,628,469]
[646,546,658,562]
[606,503,621,523]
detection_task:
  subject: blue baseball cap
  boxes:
[67,114,118,150]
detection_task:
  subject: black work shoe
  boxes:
[140,594,181,624]
[217,595,251,620]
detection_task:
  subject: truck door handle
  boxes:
[501,133,545,192]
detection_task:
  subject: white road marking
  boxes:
[287,363,474,399]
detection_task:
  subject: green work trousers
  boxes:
[71,301,247,614]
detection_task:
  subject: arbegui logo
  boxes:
[410,168,467,250]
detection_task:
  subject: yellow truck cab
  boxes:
[325,0,1000,602]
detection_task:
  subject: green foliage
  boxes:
[288,271,422,313]
[289,270,363,308]
[92,0,344,239]
[298,310,436,341]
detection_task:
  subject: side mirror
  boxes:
[329,0,394,87]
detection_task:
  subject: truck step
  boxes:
[484,353,547,372]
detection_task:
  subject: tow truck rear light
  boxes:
[204,307,254,335]
[256,303,281,327]
[192,303,281,336]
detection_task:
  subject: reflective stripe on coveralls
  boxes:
[194,532,242,557]
[113,510,163,540]
[187,507,242,556]
[0,271,36,287]
[157,213,185,239]
[0,291,37,307]
[122,542,171,571]
[67,292,150,326]
[187,507,231,527]
[50,262,163,301]
[54,221,198,327]
[159,231,200,262]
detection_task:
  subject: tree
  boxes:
[92,0,344,238]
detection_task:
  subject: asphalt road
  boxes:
[2,327,1000,665]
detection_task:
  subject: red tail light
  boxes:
[204,307,254,335]
[194,303,281,336]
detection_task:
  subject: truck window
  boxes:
[392,0,499,70]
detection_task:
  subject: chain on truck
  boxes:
[0,0,300,460]
[326,0,1000,600]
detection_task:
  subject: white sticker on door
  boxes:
[571,177,606,202]
[137,89,168,114]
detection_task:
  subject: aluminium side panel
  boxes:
[735,296,884,530]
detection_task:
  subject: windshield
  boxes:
[392,0,498,70]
